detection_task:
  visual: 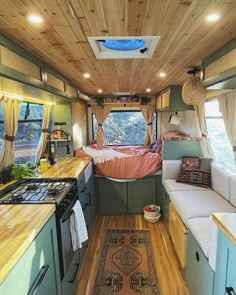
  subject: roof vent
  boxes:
[87,36,160,59]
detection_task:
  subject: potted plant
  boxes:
[11,163,36,180]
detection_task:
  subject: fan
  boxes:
[182,67,207,105]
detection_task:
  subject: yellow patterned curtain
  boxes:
[92,106,111,145]
[140,105,155,145]
[0,96,22,170]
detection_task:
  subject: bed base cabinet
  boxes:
[97,177,127,214]
[186,232,214,295]
[96,175,160,215]
[128,177,156,213]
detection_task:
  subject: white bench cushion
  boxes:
[187,217,210,258]
[170,190,236,226]
[211,163,232,201]
[163,179,210,195]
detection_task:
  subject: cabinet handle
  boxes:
[27,265,49,295]
[195,251,200,262]
[69,263,80,283]
[225,287,235,295]
[80,186,87,193]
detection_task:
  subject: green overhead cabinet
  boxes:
[0,214,62,295]
[202,38,236,89]
[0,34,79,101]
[155,85,193,112]
[96,175,161,215]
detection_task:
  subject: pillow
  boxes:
[150,138,162,153]
[176,157,212,188]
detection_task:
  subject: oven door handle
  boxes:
[62,210,74,223]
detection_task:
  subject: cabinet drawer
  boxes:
[0,215,61,295]
[186,232,214,295]
[169,203,187,268]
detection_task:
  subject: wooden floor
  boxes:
[76,215,189,295]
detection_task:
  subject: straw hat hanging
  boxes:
[182,67,207,105]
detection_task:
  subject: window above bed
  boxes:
[92,111,157,145]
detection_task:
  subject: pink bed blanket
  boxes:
[80,145,162,179]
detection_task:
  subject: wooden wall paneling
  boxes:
[72,100,88,150]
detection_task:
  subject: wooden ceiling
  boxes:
[0,0,236,96]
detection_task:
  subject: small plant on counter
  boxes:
[11,162,36,180]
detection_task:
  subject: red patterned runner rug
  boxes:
[93,229,160,295]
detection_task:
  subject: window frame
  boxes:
[91,109,157,146]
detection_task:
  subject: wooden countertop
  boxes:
[212,213,236,246]
[37,157,92,178]
[0,204,55,284]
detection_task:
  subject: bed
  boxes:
[75,142,162,179]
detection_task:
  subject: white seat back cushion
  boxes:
[163,179,210,195]
[162,160,181,182]
[229,174,236,207]
[211,163,231,201]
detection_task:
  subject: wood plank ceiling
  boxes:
[0,0,235,96]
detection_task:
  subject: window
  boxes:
[205,99,235,171]
[0,102,43,163]
[92,111,157,145]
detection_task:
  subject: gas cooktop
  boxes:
[0,178,76,205]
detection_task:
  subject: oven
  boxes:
[0,178,79,280]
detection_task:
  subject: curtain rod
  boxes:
[0,91,53,105]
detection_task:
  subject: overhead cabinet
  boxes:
[155,85,193,111]
[0,34,79,101]
[202,38,236,89]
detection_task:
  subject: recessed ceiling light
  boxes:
[83,73,90,78]
[146,88,151,93]
[27,15,44,24]
[98,89,103,93]
[206,13,220,22]
[159,72,166,78]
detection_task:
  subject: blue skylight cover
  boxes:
[103,39,146,51]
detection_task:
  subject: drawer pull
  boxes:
[27,265,49,295]
[80,186,87,193]
[225,287,235,295]
[69,263,80,283]
[195,251,200,262]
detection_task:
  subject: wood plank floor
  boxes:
[76,215,189,295]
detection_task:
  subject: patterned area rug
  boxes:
[93,229,160,295]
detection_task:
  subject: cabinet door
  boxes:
[62,250,80,295]
[186,232,214,295]
[0,215,61,295]
[98,178,127,214]
[161,89,170,109]
[128,177,156,213]
[215,230,236,295]
[160,187,170,230]
[156,94,162,110]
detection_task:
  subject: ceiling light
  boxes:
[206,13,220,22]
[146,88,151,93]
[98,89,103,93]
[83,73,90,78]
[27,15,44,24]
[159,72,166,78]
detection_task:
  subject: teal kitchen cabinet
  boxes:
[160,187,170,231]
[214,229,236,295]
[0,214,61,295]
[96,175,159,215]
[62,250,80,295]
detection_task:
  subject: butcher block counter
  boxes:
[38,157,92,178]
[213,213,236,246]
[0,204,55,284]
